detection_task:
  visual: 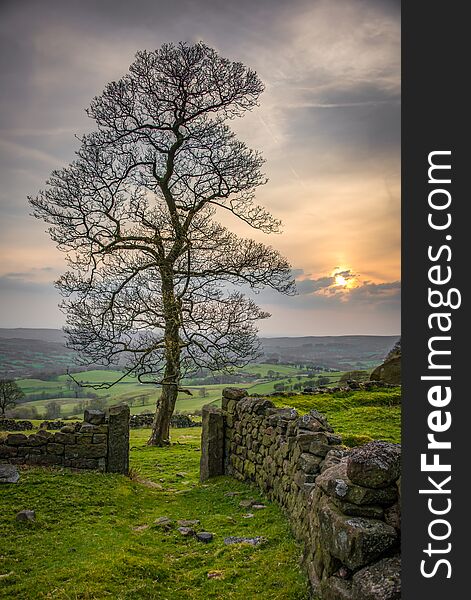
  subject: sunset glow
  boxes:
[0,0,400,335]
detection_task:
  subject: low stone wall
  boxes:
[130,413,201,429]
[39,420,69,430]
[200,388,401,600]
[0,418,34,431]
[0,405,129,474]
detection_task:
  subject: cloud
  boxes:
[0,0,400,333]
[297,276,335,294]
[0,267,58,291]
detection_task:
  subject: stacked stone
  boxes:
[129,413,154,428]
[222,389,342,540]
[130,413,201,429]
[170,414,201,428]
[0,409,108,471]
[0,418,34,431]
[39,420,68,430]
[274,380,398,397]
[216,388,401,600]
[308,441,401,599]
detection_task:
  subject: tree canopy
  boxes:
[30,42,295,444]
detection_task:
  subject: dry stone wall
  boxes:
[130,413,201,429]
[0,405,129,474]
[201,388,401,600]
[0,419,34,431]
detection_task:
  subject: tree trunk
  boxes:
[147,363,179,446]
[147,266,181,446]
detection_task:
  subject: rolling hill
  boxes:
[0,328,399,377]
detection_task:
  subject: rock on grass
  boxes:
[16,510,35,522]
[196,532,213,543]
[224,536,266,546]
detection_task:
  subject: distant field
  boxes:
[13,365,348,419]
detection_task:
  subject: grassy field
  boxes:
[272,387,401,446]
[0,428,309,600]
[0,383,400,598]
[14,365,346,419]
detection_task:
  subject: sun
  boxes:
[335,274,348,287]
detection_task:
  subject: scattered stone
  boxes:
[132,524,149,532]
[177,519,200,527]
[224,491,241,497]
[223,536,266,546]
[242,513,254,519]
[154,517,173,529]
[0,464,19,484]
[177,526,195,536]
[347,442,401,489]
[252,504,266,510]
[196,531,213,543]
[16,510,35,522]
[239,499,256,508]
[175,472,188,478]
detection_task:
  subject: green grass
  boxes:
[0,428,309,600]
[271,387,401,446]
[235,364,303,376]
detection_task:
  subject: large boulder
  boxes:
[370,356,401,385]
[347,442,401,489]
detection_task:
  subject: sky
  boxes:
[0,0,400,336]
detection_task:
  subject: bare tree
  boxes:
[30,42,295,446]
[0,379,25,417]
